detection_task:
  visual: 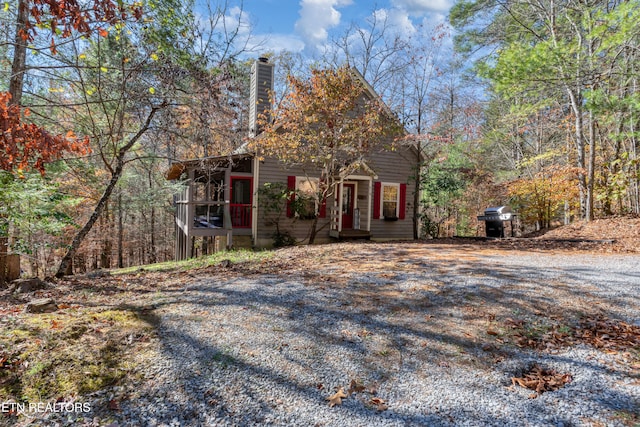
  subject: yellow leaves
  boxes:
[149,87,156,94]
[3,2,9,12]
[100,66,108,73]
[150,53,159,61]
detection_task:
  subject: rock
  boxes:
[86,269,111,278]
[12,277,47,293]
[25,298,58,313]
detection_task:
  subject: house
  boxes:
[166,58,419,259]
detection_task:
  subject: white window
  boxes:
[296,176,319,217]
[381,183,399,219]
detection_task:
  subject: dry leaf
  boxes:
[487,329,499,336]
[326,387,347,407]
[367,382,378,395]
[369,397,388,411]
[511,364,572,396]
[348,379,366,396]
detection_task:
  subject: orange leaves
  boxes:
[252,66,402,167]
[0,92,91,175]
[19,0,143,52]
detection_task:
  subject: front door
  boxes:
[341,183,355,229]
[230,177,252,228]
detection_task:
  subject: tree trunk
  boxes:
[308,215,319,244]
[55,105,162,277]
[148,169,157,263]
[9,0,29,105]
[117,191,124,268]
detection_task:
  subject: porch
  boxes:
[167,154,254,260]
[329,174,375,240]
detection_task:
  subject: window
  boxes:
[192,170,224,202]
[295,176,319,218]
[382,183,399,219]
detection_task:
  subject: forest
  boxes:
[1,0,639,278]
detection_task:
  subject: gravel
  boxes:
[24,245,640,426]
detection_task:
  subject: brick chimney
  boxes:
[249,57,274,137]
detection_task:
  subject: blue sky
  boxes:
[209,0,455,54]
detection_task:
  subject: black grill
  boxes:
[477,206,514,238]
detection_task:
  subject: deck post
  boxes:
[366,177,373,232]
[223,164,233,249]
[337,179,344,233]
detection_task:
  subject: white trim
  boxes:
[367,177,372,231]
[251,156,260,243]
[380,182,400,219]
[344,174,372,181]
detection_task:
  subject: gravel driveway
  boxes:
[45,243,640,426]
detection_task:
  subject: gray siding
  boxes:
[254,143,418,247]
[368,145,418,240]
[255,159,332,247]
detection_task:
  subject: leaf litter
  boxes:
[511,364,572,397]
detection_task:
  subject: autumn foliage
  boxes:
[508,165,581,228]
[19,0,143,49]
[251,65,403,243]
[0,92,90,175]
[254,66,402,168]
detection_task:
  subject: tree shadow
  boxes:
[97,242,639,426]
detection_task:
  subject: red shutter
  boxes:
[286,176,296,218]
[373,181,381,219]
[318,198,327,218]
[399,183,407,220]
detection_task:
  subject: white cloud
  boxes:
[294,0,353,49]
[373,8,417,37]
[225,6,253,35]
[391,0,454,14]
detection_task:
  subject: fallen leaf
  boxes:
[348,379,366,396]
[367,382,378,395]
[326,387,347,407]
[369,397,388,411]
